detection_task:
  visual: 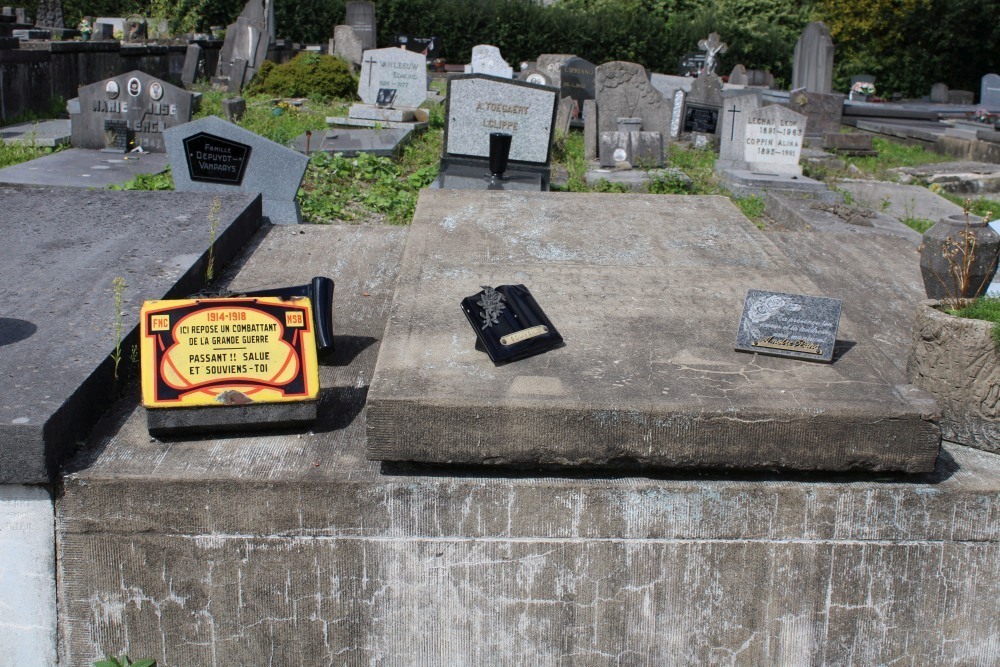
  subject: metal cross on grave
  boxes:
[697,32,728,77]
[727,103,741,141]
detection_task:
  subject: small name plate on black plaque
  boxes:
[183,131,252,185]
[683,105,720,134]
[735,289,842,363]
[460,284,563,364]
[103,119,132,152]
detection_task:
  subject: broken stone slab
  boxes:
[366,189,940,473]
[716,168,838,203]
[892,161,1000,194]
[0,186,262,483]
[833,179,963,223]
[764,191,921,241]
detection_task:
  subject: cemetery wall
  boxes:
[0,41,219,125]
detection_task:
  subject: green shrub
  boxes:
[244,53,357,101]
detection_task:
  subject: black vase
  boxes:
[488,132,513,179]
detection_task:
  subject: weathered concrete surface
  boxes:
[0,148,169,188]
[0,118,71,147]
[764,191,922,240]
[57,224,1000,665]
[833,179,964,222]
[0,485,56,666]
[908,301,1000,453]
[0,186,261,483]
[367,191,939,473]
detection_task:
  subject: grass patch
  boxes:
[667,143,720,195]
[938,194,1000,220]
[734,195,767,228]
[550,130,589,192]
[901,217,935,233]
[0,136,55,168]
[110,167,174,191]
[947,296,1000,347]
[807,137,951,182]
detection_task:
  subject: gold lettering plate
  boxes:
[140,297,319,408]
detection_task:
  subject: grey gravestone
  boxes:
[442,74,558,187]
[358,47,427,108]
[583,98,597,160]
[34,0,62,28]
[535,54,574,89]
[560,56,596,122]
[72,71,194,152]
[333,25,363,66]
[980,73,1000,108]
[734,289,842,363]
[181,43,202,88]
[949,90,974,105]
[930,82,949,104]
[165,115,309,224]
[345,1,376,51]
[717,92,760,169]
[522,67,549,87]
[214,0,268,92]
[683,73,723,137]
[467,44,513,79]
[222,97,247,122]
[93,22,114,39]
[728,64,748,86]
[599,131,662,168]
[670,89,685,138]
[736,104,806,175]
[787,90,844,137]
[555,96,573,135]
[746,69,775,88]
[792,21,834,94]
[595,61,671,137]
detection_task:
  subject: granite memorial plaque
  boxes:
[460,284,563,364]
[683,105,718,134]
[183,132,251,185]
[559,56,596,121]
[466,44,513,78]
[72,71,194,153]
[165,115,309,224]
[743,104,806,174]
[444,74,558,167]
[393,34,440,58]
[735,289,842,363]
[358,47,427,108]
[594,61,671,137]
[102,119,131,152]
[678,52,705,77]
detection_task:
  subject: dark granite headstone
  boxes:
[346,1,376,51]
[683,105,719,134]
[393,34,439,58]
[222,96,247,122]
[72,71,194,152]
[678,51,705,77]
[102,119,131,152]
[559,56,595,123]
[735,289,842,363]
[181,43,202,88]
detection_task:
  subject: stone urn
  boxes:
[617,117,642,133]
[919,213,1000,300]
[907,301,1000,453]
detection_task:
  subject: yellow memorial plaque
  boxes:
[140,297,320,408]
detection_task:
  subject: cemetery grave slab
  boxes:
[717,168,836,202]
[0,186,262,484]
[763,191,920,240]
[366,190,940,473]
[0,148,168,188]
[291,128,413,158]
[52,221,1000,665]
[0,119,71,147]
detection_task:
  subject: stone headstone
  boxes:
[34,0,61,28]
[222,96,247,122]
[599,131,662,168]
[466,45,513,79]
[71,71,194,152]
[670,89,685,139]
[787,89,844,137]
[181,43,202,88]
[792,21,834,94]
[93,22,113,39]
[358,47,427,108]
[443,74,558,183]
[728,64,748,86]
[214,0,268,91]
[583,98,597,160]
[595,61,671,137]
[14,6,26,23]
[980,73,1000,108]
[949,90,974,105]
[559,56,596,122]
[555,96,573,135]
[521,67,549,86]
[683,72,723,137]
[930,82,950,104]
[536,54,574,89]
[738,104,806,175]
[165,115,309,224]
[717,92,760,168]
[677,51,704,77]
[333,25,363,66]
[746,69,775,88]
[345,1,376,51]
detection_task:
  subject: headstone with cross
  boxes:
[345,47,428,125]
[716,92,761,169]
[697,32,727,77]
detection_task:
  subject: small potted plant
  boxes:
[849,81,875,101]
[907,203,1000,453]
[78,16,92,40]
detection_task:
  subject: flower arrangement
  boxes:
[851,81,876,95]
[972,108,997,123]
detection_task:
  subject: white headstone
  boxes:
[717,93,761,167]
[670,90,685,139]
[981,73,1000,109]
[358,47,428,108]
[742,104,807,175]
[467,45,513,79]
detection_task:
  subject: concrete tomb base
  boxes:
[717,167,838,202]
[367,190,938,473]
[290,128,414,158]
[0,148,168,188]
[55,223,1000,665]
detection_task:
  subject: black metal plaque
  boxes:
[460,284,563,364]
[683,105,720,134]
[182,132,252,185]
